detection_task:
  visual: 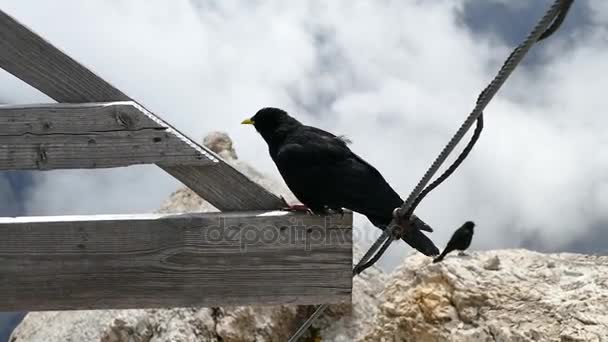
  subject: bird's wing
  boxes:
[274,126,351,166]
[275,126,403,218]
[278,126,381,176]
[331,152,404,219]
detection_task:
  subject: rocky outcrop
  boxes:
[362,250,608,342]
[11,133,608,342]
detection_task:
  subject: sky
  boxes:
[0,0,606,268]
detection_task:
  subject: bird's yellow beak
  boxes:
[241,118,254,125]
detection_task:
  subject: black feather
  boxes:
[247,107,439,256]
[433,221,475,263]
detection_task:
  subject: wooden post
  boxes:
[0,211,352,311]
[0,102,216,170]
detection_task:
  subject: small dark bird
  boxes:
[433,221,475,263]
[242,107,439,256]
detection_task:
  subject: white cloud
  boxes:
[589,1,608,25]
[0,0,606,267]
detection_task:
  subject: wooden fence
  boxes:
[0,9,352,311]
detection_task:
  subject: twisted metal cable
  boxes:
[398,0,573,221]
[353,0,573,281]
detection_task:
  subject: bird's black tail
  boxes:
[368,215,439,257]
[409,214,434,232]
[401,215,439,256]
[401,226,440,257]
[433,249,448,263]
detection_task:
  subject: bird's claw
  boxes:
[389,222,407,240]
[282,204,314,214]
[280,200,314,214]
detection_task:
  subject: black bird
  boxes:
[242,107,439,256]
[433,221,475,263]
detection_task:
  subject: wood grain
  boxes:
[0,102,215,170]
[0,9,284,210]
[0,211,352,311]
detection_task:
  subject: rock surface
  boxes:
[11,133,608,342]
[362,250,608,342]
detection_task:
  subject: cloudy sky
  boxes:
[0,1,606,269]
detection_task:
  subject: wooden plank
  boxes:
[0,9,285,210]
[0,211,352,311]
[0,102,217,170]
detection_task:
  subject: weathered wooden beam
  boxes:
[0,211,352,311]
[0,9,285,211]
[0,102,217,170]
